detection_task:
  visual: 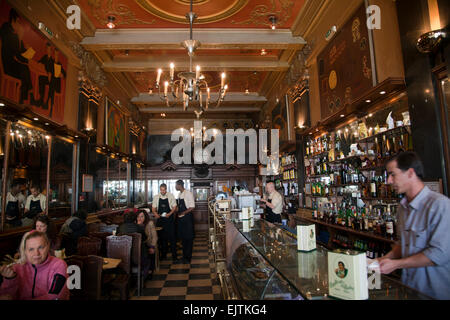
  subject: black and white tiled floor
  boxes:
[131,232,222,300]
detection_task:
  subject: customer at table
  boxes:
[22,186,46,226]
[260,181,283,224]
[136,210,158,280]
[5,179,23,228]
[175,180,195,264]
[0,231,69,300]
[378,152,450,300]
[59,209,88,256]
[33,215,60,253]
[152,183,178,262]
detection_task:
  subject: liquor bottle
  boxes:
[363,208,369,231]
[370,172,377,198]
[306,141,310,157]
[378,209,386,236]
[322,156,328,174]
[367,205,373,231]
[375,137,383,166]
[385,205,395,239]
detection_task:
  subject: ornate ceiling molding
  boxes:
[231,0,295,28]
[136,0,248,24]
[67,40,108,88]
[87,0,155,27]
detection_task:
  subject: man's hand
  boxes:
[379,259,400,274]
[0,265,16,279]
[154,213,161,219]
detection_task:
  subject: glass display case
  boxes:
[226,218,432,300]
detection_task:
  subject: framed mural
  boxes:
[317,4,373,120]
[105,98,126,153]
[0,0,67,122]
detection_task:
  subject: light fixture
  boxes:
[107,16,116,29]
[340,114,345,118]
[269,15,278,30]
[0,102,4,106]
[45,122,49,126]
[245,88,249,95]
[74,135,79,138]
[365,99,371,103]
[260,49,267,56]
[368,113,373,117]
[160,113,166,117]
[154,0,227,116]
[33,117,39,121]
[416,29,447,53]
[380,91,386,95]
[45,135,50,140]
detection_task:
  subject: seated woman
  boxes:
[59,210,88,256]
[136,210,158,280]
[33,215,61,254]
[0,231,69,300]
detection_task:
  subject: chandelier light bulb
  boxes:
[170,63,175,80]
[156,69,162,85]
[221,72,226,88]
[106,16,116,29]
[196,65,200,80]
[164,81,169,96]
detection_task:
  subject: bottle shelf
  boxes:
[305,151,329,160]
[356,125,411,144]
[294,215,397,244]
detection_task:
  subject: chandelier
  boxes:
[154,0,228,117]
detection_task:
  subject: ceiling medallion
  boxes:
[136,0,248,24]
[231,0,294,28]
[175,0,209,5]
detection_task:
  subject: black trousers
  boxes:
[160,235,177,260]
[181,238,193,261]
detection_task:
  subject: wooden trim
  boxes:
[1,121,11,232]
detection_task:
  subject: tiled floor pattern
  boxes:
[131,232,222,300]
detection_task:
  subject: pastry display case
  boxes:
[226,218,432,300]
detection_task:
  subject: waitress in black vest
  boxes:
[152,183,178,262]
[5,180,23,228]
[175,180,195,264]
[23,186,47,223]
[260,181,283,224]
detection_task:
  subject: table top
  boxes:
[103,258,121,270]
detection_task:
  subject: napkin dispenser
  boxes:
[328,249,368,300]
[297,224,316,252]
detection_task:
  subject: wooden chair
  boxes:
[64,256,84,300]
[104,235,132,300]
[66,255,103,300]
[122,233,142,296]
[77,236,102,256]
[89,231,112,257]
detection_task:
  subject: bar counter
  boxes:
[226,217,432,300]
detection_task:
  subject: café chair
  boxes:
[104,235,132,300]
[77,236,102,256]
[64,256,84,300]
[89,231,112,256]
[122,233,142,296]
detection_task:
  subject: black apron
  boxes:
[6,200,21,226]
[265,198,281,224]
[177,198,194,240]
[157,197,175,239]
[27,199,43,219]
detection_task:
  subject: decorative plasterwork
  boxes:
[136,0,248,24]
[67,41,108,88]
[283,43,312,88]
[87,0,155,26]
[231,0,295,28]
[160,161,178,171]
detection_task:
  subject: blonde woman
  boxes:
[0,231,69,300]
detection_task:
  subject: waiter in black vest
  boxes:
[22,185,47,226]
[175,180,195,264]
[152,183,178,262]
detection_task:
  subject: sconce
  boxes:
[416,28,448,53]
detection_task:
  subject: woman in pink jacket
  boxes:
[0,231,69,300]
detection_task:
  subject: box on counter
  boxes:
[328,249,368,300]
[297,224,316,252]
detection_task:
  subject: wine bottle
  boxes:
[385,205,394,239]
[367,205,373,231]
[370,172,377,198]
[363,208,369,231]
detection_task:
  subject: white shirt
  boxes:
[25,193,47,211]
[268,191,283,214]
[179,189,195,209]
[152,192,177,210]
[6,192,19,204]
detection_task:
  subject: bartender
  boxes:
[22,186,46,226]
[152,183,178,262]
[175,180,195,264]
[260,181,283,224]
[5,180,23,227]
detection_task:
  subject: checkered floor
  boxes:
[130,232,222,300]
